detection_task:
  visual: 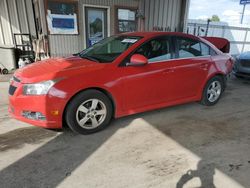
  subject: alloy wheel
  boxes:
[76,99,107,129]
[207,80,222,103]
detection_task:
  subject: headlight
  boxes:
[23,80,58,95]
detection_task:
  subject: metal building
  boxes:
[0,0,190,57]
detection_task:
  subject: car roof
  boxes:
[120,31,222,54]
[121,31,200,40]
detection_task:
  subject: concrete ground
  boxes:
[0,73,13,82]
[0,77,250,188]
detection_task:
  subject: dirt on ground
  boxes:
[0,77,250,188]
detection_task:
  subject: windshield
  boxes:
[78,35,142,63]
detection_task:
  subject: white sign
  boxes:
[118,9,135,21]
[121,39,138,43]
[47,10,78,35]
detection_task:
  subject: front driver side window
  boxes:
[135,37,172,63]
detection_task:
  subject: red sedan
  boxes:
[9,32,233,134]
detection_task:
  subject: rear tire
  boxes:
[65,90,113,134]
[200,76,224,106]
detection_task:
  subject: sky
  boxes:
[188,0,250,25]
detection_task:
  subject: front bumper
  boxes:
[233,71,250,78]
[8,80,66,129]
[233,61,250,78]
[8,107,60,129]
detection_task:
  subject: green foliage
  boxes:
[211,15,220,22]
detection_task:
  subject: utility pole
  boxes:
[241,3,246,24]
[205,19,211,36]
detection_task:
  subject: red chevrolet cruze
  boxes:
[9,32,233,134]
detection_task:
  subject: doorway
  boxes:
[84,6,109,48]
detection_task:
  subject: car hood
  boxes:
[238,51,250,60]
[14,56,104,83]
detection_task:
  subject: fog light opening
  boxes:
[22,111,46,121]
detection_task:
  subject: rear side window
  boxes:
[200,42,210,56]
[135,37,172,63]
[209,48,217,56]
[176,37,212,58]
[177,38,201,58]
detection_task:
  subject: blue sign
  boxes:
[52,18,74,29]
[240,0,250,5]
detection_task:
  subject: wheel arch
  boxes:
[62,87,116,128]
[198,72,226,101]
[207,72,227,88]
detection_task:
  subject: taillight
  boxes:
[226,57,234,72]
[230,57,235,65]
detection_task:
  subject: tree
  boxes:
[211,15,220,22]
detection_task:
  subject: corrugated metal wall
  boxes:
[0,0,36,45]
[42,0,189,57]
[39,0,139,57]
[141,0,188,32]
[0,0,190,57]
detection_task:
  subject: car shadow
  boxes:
[0,78,249,187]
[0,119,129,188]
[0,127,59,152]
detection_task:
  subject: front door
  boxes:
[85,7,107,47]
[121,36,174,111]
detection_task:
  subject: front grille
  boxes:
[240,60,250,68]
[9,85,17,95]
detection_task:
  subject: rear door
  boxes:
[165,36,212,102]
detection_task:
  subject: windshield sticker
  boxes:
[121,39,138,43]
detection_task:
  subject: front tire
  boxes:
[200,76,224,106]
[65,90,113,134]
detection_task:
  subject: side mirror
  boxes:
[127,54,148,67]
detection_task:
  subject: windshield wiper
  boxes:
[79,54,100,62]
[72,52,80,56]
